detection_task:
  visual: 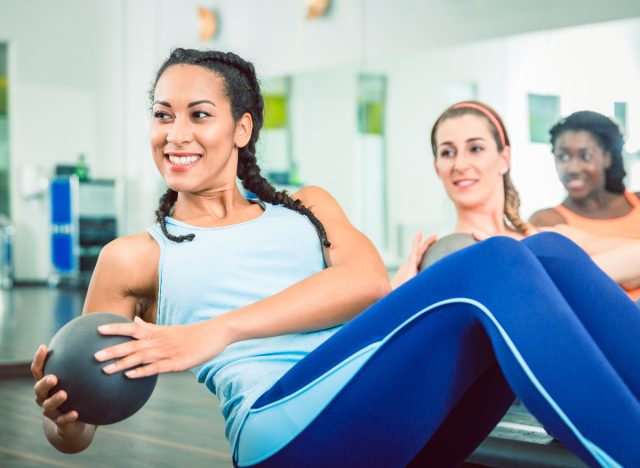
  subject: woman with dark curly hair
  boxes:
[530,110,640,234]
[530,110,640,299]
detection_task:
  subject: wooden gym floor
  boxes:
[0,286,586,467]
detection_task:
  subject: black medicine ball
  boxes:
[44,312,158,425]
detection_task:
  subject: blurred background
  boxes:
[0,0,639,360]
[0,2,639,465]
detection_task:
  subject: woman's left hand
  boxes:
[391,232,437,289]
[94,317,230,378]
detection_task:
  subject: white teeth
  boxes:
[168,155,200,165]
[455,180,476,187]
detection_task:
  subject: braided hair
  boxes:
[150,48,330,247]
[430,101,529,235]
[549,110,626,194]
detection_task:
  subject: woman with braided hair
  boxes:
[392,102,640,302]
[392,101,533,288]
[32,50,640,466]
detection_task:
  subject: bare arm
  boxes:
[591,239,640,287]
[33,234,158,452]
[96,186,391,377]
[529,208,565,228]
[225,186,391,341]
[541,224,631,256]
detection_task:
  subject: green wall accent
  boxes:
[263,94,287,129]
[0,76,7,115]
[528,93,560,144]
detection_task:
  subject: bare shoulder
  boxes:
[529,207,566,227]
[93,232,159,295]
[99,233,158,269]
[292,185,338,206]
[292,186,347,220]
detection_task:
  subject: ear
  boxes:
[234,112,253,148]
[499,145,511,175]
[433,157,442,178]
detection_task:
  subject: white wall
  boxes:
[362,18,640,259]
[1,0,123,280]
[2,0,640,279]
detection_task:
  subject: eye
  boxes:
[581,152,593,162]
[439,148,454,158]
[153,111,171,121]
[470,145,484,153]
[555,153,569,163]
[192,110,211,119]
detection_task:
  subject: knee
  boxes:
[477,235,525,257]
[522,231,588,259]
[459,235,534,272]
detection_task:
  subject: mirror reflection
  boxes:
[1,0,639,370]
[1,2,639,467]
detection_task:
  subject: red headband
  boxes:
[452,102,507,148]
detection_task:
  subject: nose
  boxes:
[166,116,193,146]
[565,156,582,174]
[453,152,470,172]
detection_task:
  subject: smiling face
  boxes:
[433,114,510,211]
[150,64,251,195]
[553,130,611,200]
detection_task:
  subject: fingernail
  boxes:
[97,325,109,332]
[103,364,116,373]
[94,350,107,360]
[125,370,137,378]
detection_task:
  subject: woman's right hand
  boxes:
[391,232,437,289]
[32,344,86,438]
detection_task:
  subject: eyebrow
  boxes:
[152,100,216,108]
[556,145,593,152]
[437,137,486,148]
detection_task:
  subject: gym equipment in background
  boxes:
[50,176,118,286]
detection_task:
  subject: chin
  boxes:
[448,192,483,209]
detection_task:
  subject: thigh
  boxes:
[238,236,640,467]
[240,303,507,467]
[522,232,640,396]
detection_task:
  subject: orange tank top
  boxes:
[552,191,640,239]
[553,191,640,301]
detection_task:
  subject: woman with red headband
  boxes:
[392,101,640,302]
[392,101,531,288]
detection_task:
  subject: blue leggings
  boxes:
[234,233,640,467]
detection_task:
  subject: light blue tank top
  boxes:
[147,201,341,453]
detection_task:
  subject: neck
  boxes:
[565,188,615,211]
[455,205,508,236]
[173,184,250,221]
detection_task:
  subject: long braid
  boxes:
[503,173,529,235]
[151,48,330,247]
[154,188,195,243]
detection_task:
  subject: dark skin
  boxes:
[530,130,640,227]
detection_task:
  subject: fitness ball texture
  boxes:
[44,312,158,425]
[420,233,478,271]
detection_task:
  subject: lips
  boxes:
[453,179,478,188]
[566,179,586,191]
[165,153,202,170]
